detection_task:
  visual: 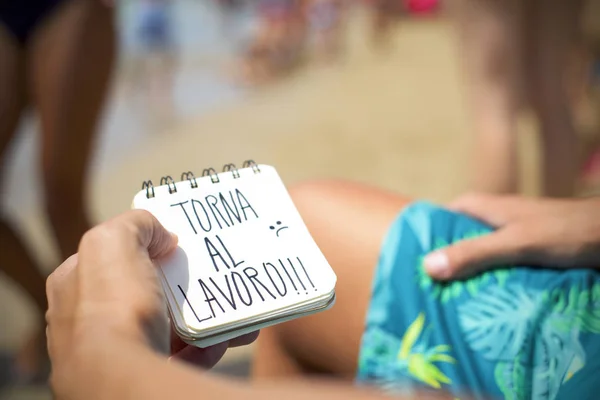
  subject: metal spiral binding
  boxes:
[243,160,260,174]
[160,176,177,194]
[202,168,220,183]
[141,160,260,198]
[142,180,155,199]
[223,163,240,179]
[181,171,198,189]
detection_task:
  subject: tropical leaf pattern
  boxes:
[359,313,456,394]
[459,282,600,400]
[358,203,600,400]
[458,285,538,361]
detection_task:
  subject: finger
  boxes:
[228,331,259,347]
[75,211,178,314]
[50,254,78,284]
[171,330,259,357]
[80,210,178,263]
[171,341,229,369]
[170,325,188,355]
[424,228,527,280]
[46,254,79,310]
[448,193,542,227]
[46,254,79,361]
[124,210,179,259]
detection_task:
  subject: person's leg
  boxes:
[0,25,49,376]
[370,0,394,49]
[27,0,115,259]
[525,0,584,197]
[452,0,523,194]
[253,180,411,379]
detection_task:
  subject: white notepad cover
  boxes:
[132,165,337,336]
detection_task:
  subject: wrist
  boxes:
[75,299,171,354]
[52,332,156,400]
[53,310,161,372]
[51,305,170,375]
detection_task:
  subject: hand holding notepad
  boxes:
[132,161,337,347]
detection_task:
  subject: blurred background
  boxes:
[0,0,599,398]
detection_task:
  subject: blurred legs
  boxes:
[28,0,115,259]
[0,25,48,377]
[456,0,586,196]
[524,0,584,197]
[454,0,522,194]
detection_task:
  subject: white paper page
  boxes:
[133,165,337,332]
[160,263,335,348]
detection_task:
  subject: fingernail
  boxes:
[424,251,450,278]
[170,232,179,244]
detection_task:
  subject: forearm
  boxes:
[53,334,451,400]
[52,335,235,400]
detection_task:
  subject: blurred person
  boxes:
[307,0,345,62]
[367,0,404,48]
[0,0,114,381]
[237,0,307,85]
[580,27,600,190]
[237,1,282,85]
[453,0,587,197]
[216,0,245,9]
[367,0,438,49]
[405,0,438,15]
[136,0,176,116]
[237,28,273,85]
[214,0,245,37]
[44,185,600,399]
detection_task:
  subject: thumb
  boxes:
[423,229,524,280]
[123,209,179,259]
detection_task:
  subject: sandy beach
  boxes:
[91,13,528,219]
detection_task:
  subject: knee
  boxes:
[289,179,376,204]
[288,179,358,223]
[291,178,411,218]
[288,180,339,210]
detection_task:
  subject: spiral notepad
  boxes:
[132,161,337,347]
